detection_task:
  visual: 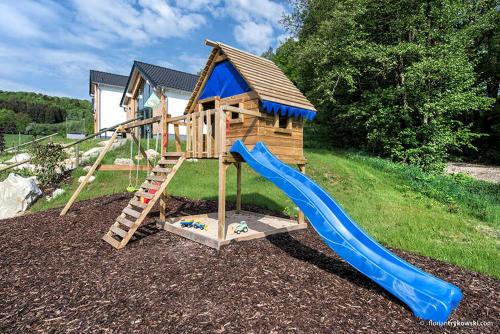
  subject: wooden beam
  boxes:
[173,124,181,152]
[121,116,161,131]
[298,164,306,225]
[60,130,119,216]
[99,164,150,171]
[220,105,262,118]
[236,162,242,213]
[160,90,168,221]
[218,160,230,241]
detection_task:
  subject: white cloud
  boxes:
[175,0,220,11]
[179,53,208,73]
[233,21,274,54]
[222,0,287,26]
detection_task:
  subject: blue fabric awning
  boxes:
[260,100,317,121]
[199,60,251,99]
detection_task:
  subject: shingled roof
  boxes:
[89,70,128,95]
[185,40,316,114]
[121,61,199,106]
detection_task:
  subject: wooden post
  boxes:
[160,90,168,221]
[298,164,306,224]
[218,107,228,240]
[60,130,119,216]
[160,92,168,156]
[236,162,241,213]
[74,143,79,168]
[174,124,181,152]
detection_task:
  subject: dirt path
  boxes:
[0,194,498,333]
[447,162,500,183]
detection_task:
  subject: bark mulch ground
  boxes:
[0,194,498,333]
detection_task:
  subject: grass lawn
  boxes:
[30,141,500,278]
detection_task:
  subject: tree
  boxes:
[278,0,495,171]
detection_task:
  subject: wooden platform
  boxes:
[160,210,307,250]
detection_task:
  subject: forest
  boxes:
[267,0,499,172]
[0,91,92,136]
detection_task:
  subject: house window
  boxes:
[230,103,244,123]
[274,113,292,134]
[201,100,215,111]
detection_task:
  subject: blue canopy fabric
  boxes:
[199,59,317,121]
[260,100,317,121]
[199,60,251,99]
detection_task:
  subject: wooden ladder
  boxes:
[102,152,186,249]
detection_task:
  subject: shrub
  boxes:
[28,142,68,185]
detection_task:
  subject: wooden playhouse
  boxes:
[61,40,318,250]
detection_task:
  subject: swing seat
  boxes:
[127,185,140,193]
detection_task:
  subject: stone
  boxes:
[6,153,30,164]
[47,188,65,202]
[114,158,134,166]
[145,149,159,160]
[0,173,42,219]
[78,175,95,183]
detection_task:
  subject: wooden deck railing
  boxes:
[164,106,261,158]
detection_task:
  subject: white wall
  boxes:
[152,88,190,136]
[98,84,126,137]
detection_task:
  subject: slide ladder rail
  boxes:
[230,140,461,322]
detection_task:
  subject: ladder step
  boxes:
[116,215,134,228]
[102,233,122,249]
[129,199,147,209]
[123,207,141,219]
[147,174,166,182]
[135,190,154,200]
[110,225,127,238]
[152,167,171,174]
[158,159,178,165]
[163,152,184,157]
[141,182,160,191]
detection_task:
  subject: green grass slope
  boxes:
[30,142,499,277]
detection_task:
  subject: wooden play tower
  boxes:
[61,40,317,250]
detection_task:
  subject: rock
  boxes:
[6,153,30,164]
[78,175,96,183]
[145,149,159,160]
[115,158,134,166]
[83,166,91,172]
[82,147,103,158]
[0,173,42,219]
[47,188,65,202]
[187,158,198,163]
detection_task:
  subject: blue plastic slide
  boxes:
[230,140,462,321]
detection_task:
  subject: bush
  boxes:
[25,122,65,136]
[28,142,68,185]
[0,132,4,153]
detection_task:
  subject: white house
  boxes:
[120,61,199,137]
[89,70,128,137]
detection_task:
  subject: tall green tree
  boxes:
[277,0,495,171]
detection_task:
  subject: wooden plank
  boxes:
[218,161,230,241]
[141,182,160,190]
[236,162,241,213]
[297,164,306,225]
[157,159,177,165]
[129,199,147,209]
[102,233,121,249]
[147,174,167,182]
[117,215,135,228]
[206,108,212,157]
[110,225,127,238]
[135,190,154,200]
[98,165,150,171]
[121,116,162,131]
[186,113,191,154]
[197,108,203,156]
[60,130,119,216]
[214,109,220,156]
[160,92,168,157]
[220,105,262,117]
[123,207,141,219]
[152,166,171,174]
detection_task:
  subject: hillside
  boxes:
[31,143,500,278]
[0,91,92,134]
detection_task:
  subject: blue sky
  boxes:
[0,0,291,99]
